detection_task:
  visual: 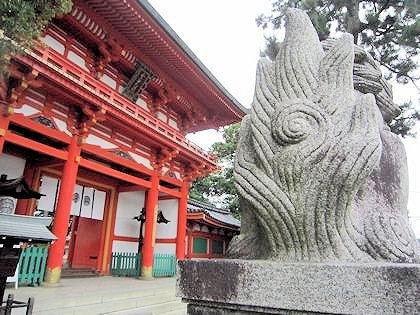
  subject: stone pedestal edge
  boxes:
[177,259,420,315]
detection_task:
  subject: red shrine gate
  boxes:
[0,0,245,284]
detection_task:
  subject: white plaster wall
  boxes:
[114,191,145,237]
[14,105,39,116]
[157,111,167,122]
[135,98,149,111]
[156,199,178,239]
[100,73,117,89]
[129,152,151,169]
[155,243,176,255]
[168,118,178,130]
[38,176,59,212]
[41,35,65,54]
[92,190,106,220]
[0,154,26,213]
[112,240,138,253]
[80,186,94,218]
[67,50,89,71]
[0,154,26,178]
[85,135,117,149]
[53,118,72,136]
[70,184,83,216]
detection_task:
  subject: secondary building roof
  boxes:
[187,199,240,231]
[0,214,56,243]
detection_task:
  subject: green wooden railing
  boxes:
[18,245,49,286]
[153,253,176,277]
[110,252,176,278]
[111,252,141,277]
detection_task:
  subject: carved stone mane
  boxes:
[228,9,420,263]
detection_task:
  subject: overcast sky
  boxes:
[149,0,420,237]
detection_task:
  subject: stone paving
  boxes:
[5,276,186,315]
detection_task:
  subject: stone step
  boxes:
[61,268,100,278]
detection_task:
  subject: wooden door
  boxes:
[71,217,103,269]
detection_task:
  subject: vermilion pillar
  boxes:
[44,136,81,284]
[141,170,159,279]
[176,181,189,259]
[0,114,10,156]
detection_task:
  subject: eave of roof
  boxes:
[136,0,248,116]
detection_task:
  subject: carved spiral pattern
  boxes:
[365,212,418,262]
[271,100,328,145]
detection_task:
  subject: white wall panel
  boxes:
[41,35,65,54]
[114,191,145,237]
[86,135,117,149]
[0,154,26,178]
[53,118,72,136]
[155,243,176,255]
[112,240,138,253]
[70,184,83,216]
[67,50,89,71]
[135,98,149,110]
[100,73,117,89]
[14,105,39,116]
[156,199,178,239]
[80,187,94,218]
[38,176,59,212]
[129,152,151,169]
[92,190,106,220]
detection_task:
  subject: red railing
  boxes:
[21,45,216,164]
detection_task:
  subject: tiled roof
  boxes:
[0,214,57,243]
[187,199,240,228]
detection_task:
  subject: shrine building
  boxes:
[0,0,245,283]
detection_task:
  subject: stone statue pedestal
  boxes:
[177,259,420,314]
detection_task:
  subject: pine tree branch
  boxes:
[381,62,420,90]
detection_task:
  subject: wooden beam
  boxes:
[118,185,147,193]
[11,114,71,144]
[158,185,181,198]
[83,144,153,176]
[5,132,67,160]
[80,157,151,188]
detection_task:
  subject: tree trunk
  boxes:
[345,0,361,44]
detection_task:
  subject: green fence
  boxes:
[18,245,49,286]
[110,252,141,277]
[110,252,176,278]
[153,253,176,277]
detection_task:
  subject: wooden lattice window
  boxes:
[211,239,224,255]
[192,237,208,254]
[122,62,156,101]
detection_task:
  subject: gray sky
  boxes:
[149,0,420,237]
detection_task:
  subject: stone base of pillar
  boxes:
[141,266,153,280]
[43,267,62,284]
[177,259,420,315]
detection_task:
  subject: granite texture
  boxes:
[227,8,420,263]
[177,259,420,315]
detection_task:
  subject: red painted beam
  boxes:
[118,185,147,193]
[10,114,71,144]
[80,157,151,188]
[83,144,153,176]
[158,185,181,198]
[4,132,68,160]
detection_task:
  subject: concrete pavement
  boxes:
[5,276,186,315]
